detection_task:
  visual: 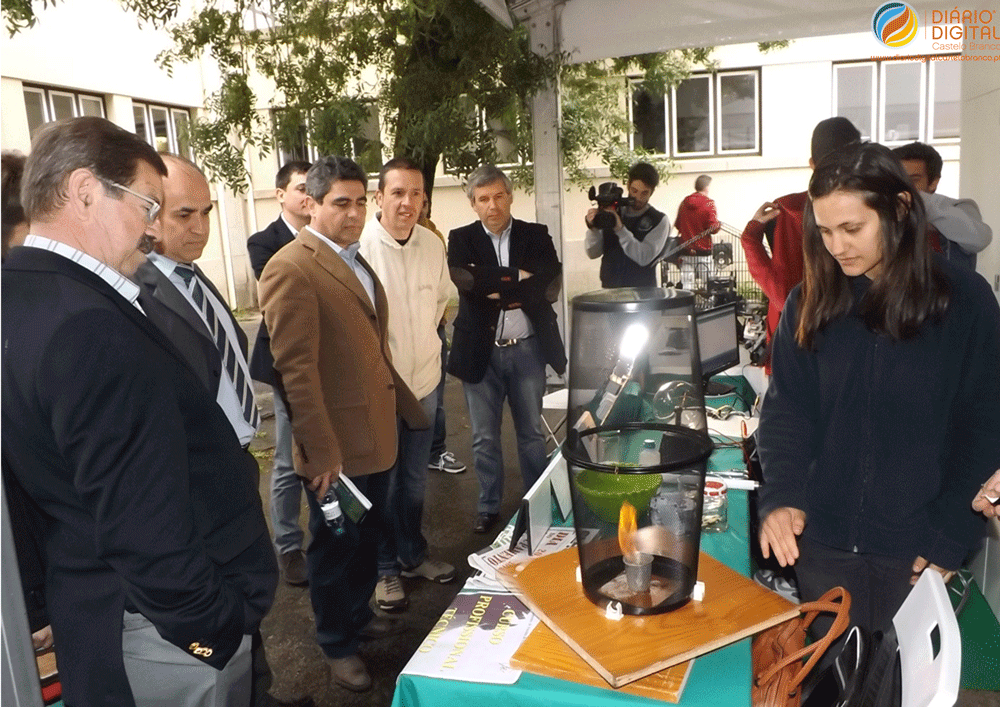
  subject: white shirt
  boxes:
[483,220,533,341]
[279,214,299,239]
[306,225,376,309]
[22,235,144,313]
[148,252,258,445]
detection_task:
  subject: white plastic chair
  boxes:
[892,569,962,707]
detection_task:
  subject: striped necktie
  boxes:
[175,265,260,429]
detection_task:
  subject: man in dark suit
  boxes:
[247,160,312,587]
[260,156,428,692]
[2,117,277,706]
[133,154,259,455]
[447,165,566,535]
[133,154,300,707]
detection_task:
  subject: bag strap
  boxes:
[755,587,852,690]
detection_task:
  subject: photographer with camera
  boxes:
[584,162,669,288]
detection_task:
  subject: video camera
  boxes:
[588,181,635,230]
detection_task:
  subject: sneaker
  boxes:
[753,568,800,603]
[375,575,408,611]
[428,451,466,474]
[401,558,456,584]
[358,615,406,640]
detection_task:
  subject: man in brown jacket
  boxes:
[259,155,428,693]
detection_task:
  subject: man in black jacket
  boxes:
[2,117,276,706]
[133,154,299,707]
[448,165,566,534]
[247,160,312,586]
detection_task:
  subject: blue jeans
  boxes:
[430,324,448,461]
[377,391,437,576]
[270,387,303,554]
[305,470,391,658]
[463,337,547,514]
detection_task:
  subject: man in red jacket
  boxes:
[674,174,720,291]
[740,117,860,371]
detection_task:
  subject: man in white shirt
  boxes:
[132,154,294,707]
[359,158,457,613]
[134,155,260,449]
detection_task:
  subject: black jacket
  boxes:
[247,217,296,385]
[2,247,277,707]
[758,257,1000,570]
[132,259,248,396]
[447,218,566,384]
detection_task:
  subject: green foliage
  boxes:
[559,49,717,189]
[150,0,557,193]
[3,0,42,35]
[5,0,781,195]
[758,39,791,53]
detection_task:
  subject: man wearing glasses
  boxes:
[2,117,277,706]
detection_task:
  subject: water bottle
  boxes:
[320,485,346,536]
[638,438,659,468]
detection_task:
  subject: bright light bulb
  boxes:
[619,323,649,361]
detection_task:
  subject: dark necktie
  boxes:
[176,265,260,429]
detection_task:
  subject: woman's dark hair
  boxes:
[796,142,949,348]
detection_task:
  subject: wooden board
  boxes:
[511,620,693,702]
[498,546,797,688]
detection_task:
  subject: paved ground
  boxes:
[239,313,999,707]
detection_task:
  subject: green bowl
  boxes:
[574,468,662,523]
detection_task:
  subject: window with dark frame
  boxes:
[630,69,760,158]
[22,85,107,139]
[832,57,960,145]
[132,102,194,157]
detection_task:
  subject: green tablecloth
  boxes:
[393,487,753,707]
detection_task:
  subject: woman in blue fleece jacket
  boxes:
[756,142,1000,634]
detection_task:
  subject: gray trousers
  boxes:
[122,611,252,707]
[270,386,304,554]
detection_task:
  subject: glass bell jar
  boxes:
[564,288,714,615]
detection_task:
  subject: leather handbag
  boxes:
[752,587,852,707]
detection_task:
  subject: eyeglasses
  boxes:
[100,178,161,224]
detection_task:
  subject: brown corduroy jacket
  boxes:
[260,228,428,481]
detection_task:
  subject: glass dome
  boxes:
[564,288,713,615]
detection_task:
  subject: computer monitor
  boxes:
[696,302,740,395]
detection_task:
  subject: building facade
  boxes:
[0,0,973,305]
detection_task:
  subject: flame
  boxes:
[618,500,639,562]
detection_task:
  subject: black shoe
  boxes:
[358,615,406,640]
[275,697,317,707]
[327,655,371,692]
[278,549,308,587]
[473,512,500,534]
